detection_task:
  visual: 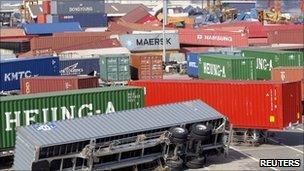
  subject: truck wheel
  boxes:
[191,124,212,136]
[190,131,209,141]
[186,156,206,169]
[170,127,188,140]
[166,159,183,171]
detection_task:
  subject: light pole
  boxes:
[162,0,168,62]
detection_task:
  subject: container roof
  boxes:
[22,22,82,35]
[242,49,302,54]
[0,86,140,101]
[15,100,224,147]
[201,54,249,59]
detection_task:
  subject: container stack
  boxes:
[42,0,107,27]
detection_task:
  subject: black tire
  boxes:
[191,124,213,136]
[170,127,188,140]
[186,157,206,169]
[166,159,183,171]
[190,131,209,141]
[170,137,187,144]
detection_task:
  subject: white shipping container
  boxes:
[59,47,130,59]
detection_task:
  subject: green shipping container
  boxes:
[0,87,144,153]
[198,54,256,80]
[99,54,131,82]
[241,49,303,80]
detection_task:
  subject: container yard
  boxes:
[0,0,303,171]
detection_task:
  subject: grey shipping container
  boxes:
[13,100,227,171]
[119,32,180,52]
[100,54,131,82]
[59,58,100,76]
[55,0,105,14]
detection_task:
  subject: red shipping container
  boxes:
[264,24,304,44]
[129,80,302,130]
[130,53,163,80]
[37,14,46,24]
[20,76,99,94]
[30,32,116,55]
[271,67,304,101]
[203,21,267,38]
[178,28,249,47]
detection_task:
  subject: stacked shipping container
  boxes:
[20,76,99,94]
[0,57,60,91]
[130,53,163,80]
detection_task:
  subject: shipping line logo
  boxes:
[256,58,273,71]
[3,71,39,82]
[4,102,116,131]
[197,35,233,42]
[60,63,84,75]
[203,62,226,78]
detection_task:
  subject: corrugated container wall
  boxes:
[242,49,303,80]
[0,57,60,91]
[178,28,249,47]
[119,32,180,52]
[0,87,144,152]
[128,80,302,130]
[55,0,105,14]
[59,58,100,76]
[271,67,304,101]
[198,54,256,80]
[58,13,108,27]
[0,38,30,53]
[130,53,163,80]
[100,55,130,82]
[20,76,99,94]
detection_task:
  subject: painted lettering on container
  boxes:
[203,62,226,78]
[256,58,273,71]
[136,38,171,46]
[4,71,32,82]
[69,7,94,12]
[197,35,233,42]
[4,102,116,131]
[189,62,198,68]
[60,63,84,75]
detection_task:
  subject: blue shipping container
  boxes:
[58,13,107,27]
[22,22,82,35]
[0,56,60,91]
[186,52,200,78]
[187,52,223,78]
[59,58,100,76]
[55,0,105,14]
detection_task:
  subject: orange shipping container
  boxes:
[130,53,163,80]
[21,76,99,94]
[37,14,46,24]
[271,66,304,101]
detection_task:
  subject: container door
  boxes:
[107,57,118,81]
[118,56,130,81]
[140,56,152,79]
[151,56,163,78]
